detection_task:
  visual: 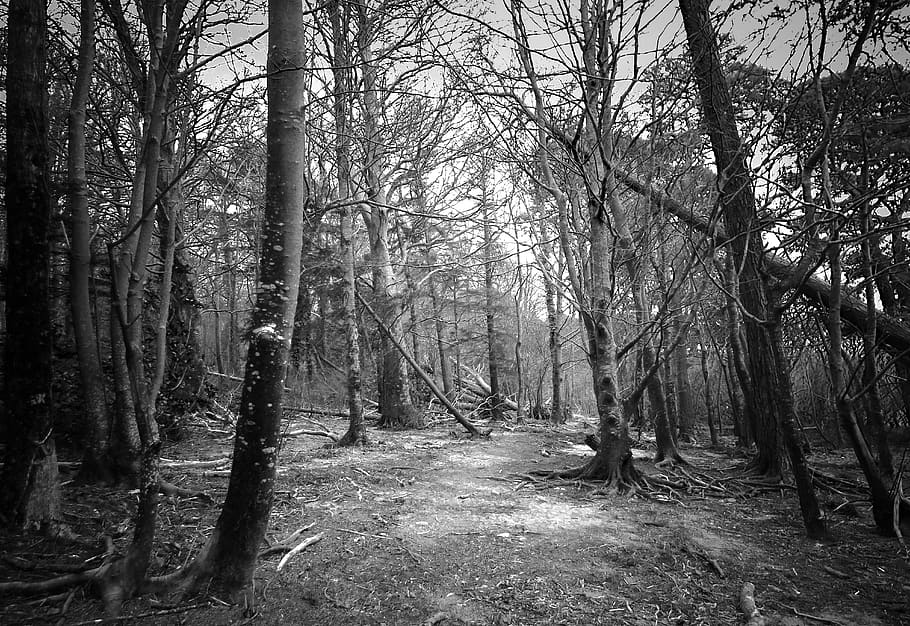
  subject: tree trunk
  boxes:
[720,255,753,447]
[543,248,563,424]
[860,215,893,481]
[429,274,454,400]
[679,0,826,537]
[481,172,504,421]
[67,0,114,483]
[698,330,719,446]
[568,0,639,489]
[166,0,307,599]
[679,0,783,475]
[1,0,60,529]
[356,0,418,429]
[331,0,367,446]
[826,244,909,536]
[673,285,695,443]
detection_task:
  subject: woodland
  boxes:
[1,0,910,624]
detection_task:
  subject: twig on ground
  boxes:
[259,523,317,558]
[822,565,849,579]
[778,603,844,624]
[276,532,325,571]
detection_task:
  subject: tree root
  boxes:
[0,563,112,596]
[528,458,645,495]
[259,524,317,558]
[0,536,115,597]
[654,453,688,469]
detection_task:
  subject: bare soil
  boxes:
[2,414,908,625]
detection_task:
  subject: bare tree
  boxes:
[160,0,308,600]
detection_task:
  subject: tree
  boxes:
[66,0,115,482]
[161,0,308,600]
[678,0,826,538]
[329,0,368,446]
[1,0,60,530]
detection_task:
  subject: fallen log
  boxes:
[616,167,910,361]
[285,406,351,418]
[455,366,520,412]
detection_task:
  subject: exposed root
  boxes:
[259,523,317,558]
[334,431,370,447]
[0,536,115,597]
[0,563,112,596]
[527,457,645,495]
[654,453,688,469]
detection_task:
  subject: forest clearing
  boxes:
[3,0,910,623]
[2,413,909,625]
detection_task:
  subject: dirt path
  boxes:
[3,419,909,624]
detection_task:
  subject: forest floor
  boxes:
[1,412,909,625]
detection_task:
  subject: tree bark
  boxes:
[672,281,695,443]
[699,337,719,446]
[67,0,114,483]
[678,0,785,476]
[1,0,60,529]
[826,243,909,536]
[356,0,418,429]
[165,0,307,597]
[331,0,367,446]
[481,172,505,421]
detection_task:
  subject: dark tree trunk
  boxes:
[67,0,114,483]
[720,255,753,447]
[167,0,307,598]
[699,339,719,446]
[544,260,563,423]
[482,176,504,421]
[1,0,60,529]
[860,216,894,481]
[827,244,910,536]
[673,299,695,443]
[679,0,784,475]
[680,0,826,537]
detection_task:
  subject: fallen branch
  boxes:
[283,428,340,442]
[356,292,483,437]
[160,457,230,469]
[276,532,325,571]
[285,406,351,418]
[260,523,317,558]
[616,167,910,362]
